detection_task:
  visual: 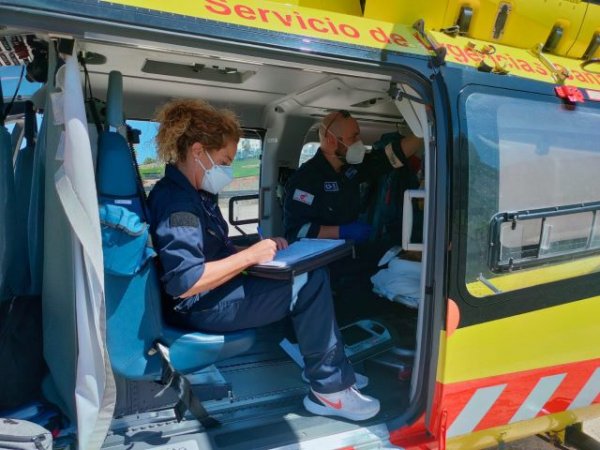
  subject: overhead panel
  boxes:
[568,3,600,59]
[453,0,587,56]
[363,0,588,57]
[363,0,449,30]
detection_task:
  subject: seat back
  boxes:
[0,124,16,302]
[0,79,17,302]
[13,101,37,294]
[97,71,164,379]
[367,132,420,244]
[100,203,164,378]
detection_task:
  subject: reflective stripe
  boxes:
[569,367,600,410]
[447,384,507,438]
[509,374,566,423]
[290,273,308,311]
[297,223,311,239]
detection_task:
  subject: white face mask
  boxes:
[328,128,366,165]
[345,140,367,165]
[196,151,234,194]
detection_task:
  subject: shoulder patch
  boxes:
[344,166,358,179]
[169,212,200,228]
[293,189,315,205]
[324,181,339,192]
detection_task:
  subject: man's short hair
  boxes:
[320,110,352,140]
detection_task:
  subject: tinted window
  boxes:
[462,93,600,297]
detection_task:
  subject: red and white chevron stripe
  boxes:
[434,358,600,439]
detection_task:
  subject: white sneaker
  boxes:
[301,371,369,390]
[303,386,380,421]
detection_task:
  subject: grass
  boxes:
[139,164,164,178]
[232,157,260,178]
[139,158,260,180]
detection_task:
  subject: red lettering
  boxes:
[324,17,339,35]
[517,59,534,73]
[234,4,255,20]
[534,62,548,76]
[445,44,468,63]
[272,10,292,26]
[589,72,600,85]
[555,64,574,80]
[413,32,432,51]
[464,47,482,63]
[293,11,307,30]
[339,24,359,38]
[369,27,390,44]
[307,18,327,33]
[572,70,588,83]
[205,0,231,15]
[390,33,408,47]
[257,8,270,22]
[506,54,518,70]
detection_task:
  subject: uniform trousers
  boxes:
[168,267,355,394]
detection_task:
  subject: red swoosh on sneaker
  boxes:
[314,393,342,410]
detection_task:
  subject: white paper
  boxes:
[257,238,346,268]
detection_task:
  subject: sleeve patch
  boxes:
[293,189,315,205]
[169,212,200,228]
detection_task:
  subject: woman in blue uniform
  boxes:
[147,99,379,421]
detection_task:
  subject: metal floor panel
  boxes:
[104,357,410,450]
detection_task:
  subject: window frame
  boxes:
[454,85,600,306]
[489,201,600,272]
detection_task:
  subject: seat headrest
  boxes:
[97,131,138,197]
[97,131,147,219]
[106,71,124,129]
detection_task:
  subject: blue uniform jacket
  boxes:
[148,164,242,312]
[283,139,407,241]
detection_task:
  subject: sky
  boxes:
[1,66,41,100]
[128,120,159,161]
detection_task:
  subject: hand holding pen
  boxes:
[257,225,289,250]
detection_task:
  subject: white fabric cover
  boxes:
[54,54,115,450]
[371,258,422,309]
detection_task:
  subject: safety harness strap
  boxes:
[154,342,221,429]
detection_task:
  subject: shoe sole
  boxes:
[303,396,379,421]
[301,373,369,390]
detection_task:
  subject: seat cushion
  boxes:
[163,327,256,374]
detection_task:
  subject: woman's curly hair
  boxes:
[155,99,242,163]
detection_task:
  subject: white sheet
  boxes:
[371,258,422,309]
[54,54,115,450]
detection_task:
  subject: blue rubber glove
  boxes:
[339,221,372,243]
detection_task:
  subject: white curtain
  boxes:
[54,53,116,450]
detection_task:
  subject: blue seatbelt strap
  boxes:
[0,74,5,127]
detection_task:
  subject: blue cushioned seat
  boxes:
[98,71,254,380]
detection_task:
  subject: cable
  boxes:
[2,65,25,121]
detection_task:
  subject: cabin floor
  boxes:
[103,288,418,450]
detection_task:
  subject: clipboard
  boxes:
[246,239,353,280]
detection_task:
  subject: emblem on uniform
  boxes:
[324,181,339,192]
[344,166,358,179]
[293,189,315,205]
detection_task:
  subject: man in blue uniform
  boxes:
[284,110,422,243]
[283,111,423,299]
